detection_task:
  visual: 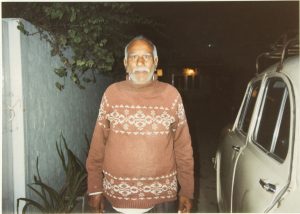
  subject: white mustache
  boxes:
[133,67,150,73]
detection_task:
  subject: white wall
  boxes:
[2,19,112,213]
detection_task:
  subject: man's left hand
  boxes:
[178,195,192,213]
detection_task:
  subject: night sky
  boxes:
[132,1,298,77]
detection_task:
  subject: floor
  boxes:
[193,129,219,213]
[183,91,231,213]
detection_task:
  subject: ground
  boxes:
[183,90,232,213]
[193,129,218,213]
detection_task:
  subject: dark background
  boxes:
[133,2,298,72]
[128,1,298,131]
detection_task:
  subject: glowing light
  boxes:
[183,68,196,76]
[156,68,163,77]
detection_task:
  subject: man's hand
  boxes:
[178,195,192,213]
[88,194,104,213]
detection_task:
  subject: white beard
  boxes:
[128,66,156,84]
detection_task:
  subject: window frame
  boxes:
[237,80,262,136]
[251,77,291,163]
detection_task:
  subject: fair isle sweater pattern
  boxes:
[97,92,186,201]
[98,94,186,135]
[103,170,177,200]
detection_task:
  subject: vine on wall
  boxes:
[12,2,155,90]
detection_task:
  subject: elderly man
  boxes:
[86,36,194,213]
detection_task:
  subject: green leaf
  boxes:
[78,85,86,90]
[82,77,91,83]
[17,198,46,213]
[59,36,67,46]
[56,141,67,172]
[74,35,81,43]
[70,7,76,22]
[50,8,64,20]
[17,21,29,36]
[54,68,67,77]
[76,60,85,67]
[71,73,79,83]
[33,181,62,207]
[87,60,94,68]
[27,184,51,209]
[50,48,59,57]
[35,158,48,203]
[55,82,64,91]
[68,29,76,38]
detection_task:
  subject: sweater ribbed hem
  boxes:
[105,193,177,209]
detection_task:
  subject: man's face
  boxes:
[124,39,158,85]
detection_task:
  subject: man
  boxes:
[86,36,194,213]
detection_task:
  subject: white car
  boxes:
[214,36,299,212]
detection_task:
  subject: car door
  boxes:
[232,76,293,212]
[217,80,262,212]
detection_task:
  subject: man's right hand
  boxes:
[88,194,104,213]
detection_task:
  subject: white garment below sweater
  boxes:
[113,207,153,214]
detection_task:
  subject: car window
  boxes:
[254,78,290,161]
[238,81,261,134]
[273,94,290,160]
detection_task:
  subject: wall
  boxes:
[2,19,112,213]
[2,18,16,214]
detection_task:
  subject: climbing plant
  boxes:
[6,2,156,90]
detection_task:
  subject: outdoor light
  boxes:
[183,68,196,76]
[156,68,163,77]
[183,68,198,90]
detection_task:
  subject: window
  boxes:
[238,81,261,134]
[273,94,290,160]
[254,78,290,161]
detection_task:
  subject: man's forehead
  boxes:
[127,39,153,52]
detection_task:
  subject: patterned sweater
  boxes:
[86,80,194,209]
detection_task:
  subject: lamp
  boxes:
[183,68,196,76]
[156,68,163,77]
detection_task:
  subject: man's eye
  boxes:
[129,55,138,60]
[128,54,152,61]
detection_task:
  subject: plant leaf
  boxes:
[54,68,67,77]
[27,184,51,209]
[55,82,64,91]
[70,7,76,22]
[56,139,67,172]
[33,181,62,209]
[17,198,46,213]
[35,158,48,205]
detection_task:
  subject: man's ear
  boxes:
[124,58,127,67]
[124,58,128,71]
[154,57,158,67]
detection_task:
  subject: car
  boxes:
[214,35,299,212]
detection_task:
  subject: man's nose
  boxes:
[136,56,145,65]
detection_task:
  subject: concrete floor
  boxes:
[193,130,218,213]
[183,91,232,213]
